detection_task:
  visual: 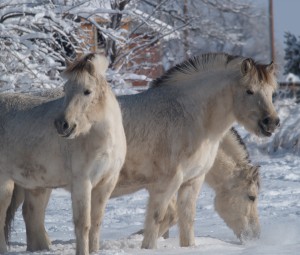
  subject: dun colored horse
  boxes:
[0,54,126,255]
[5,53,278,250]
[6,128,261,250]
[116,53,278,248]
[150,128,261,241]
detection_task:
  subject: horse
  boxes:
[0,53,127,255]
[116,53,278,249]
[6,53,279,250]
[152,128,261,241]
[6,127,261,251]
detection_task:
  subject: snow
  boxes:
[8,97,300,255]
[286,73,300,83]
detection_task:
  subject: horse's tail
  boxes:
[5,184,24,244]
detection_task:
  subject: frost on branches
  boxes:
[0,0,268,92]
[0,0,88,92]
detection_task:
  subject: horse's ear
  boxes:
[266,61,275,73]
[241,58,253,75]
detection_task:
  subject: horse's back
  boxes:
[0,93,44,114]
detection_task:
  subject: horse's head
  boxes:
[214,164,260,242]
[54,53,109,139]
[233,59,280,137]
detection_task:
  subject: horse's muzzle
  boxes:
[239,225,261,243]
[54,118,77,138]
[258,116,280,137]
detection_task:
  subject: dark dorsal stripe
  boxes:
[230,127,250,162]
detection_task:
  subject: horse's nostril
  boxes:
[262,117,270,126]
[62,121,69,131]
[248,195,256,202]
[275,117,280,127]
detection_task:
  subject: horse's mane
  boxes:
[150,53,275,88]
[230,127,250,162]
[63,53,108,80]
[230,127,261,189]
[151,53,240,87]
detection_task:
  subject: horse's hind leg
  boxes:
[0,179,14,253]
[23,188,52,251]
[89,174,119,253]
[177,174,205,246]
[142,170,183,249]
[5,184,25,244]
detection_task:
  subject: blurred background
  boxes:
[1,0,299,91]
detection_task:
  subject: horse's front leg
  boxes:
[158,195,178,238]
[71,179,92,255]
[130,196,177,239]
[0,179,14,253]
[23,188,52,251]
[142,170,183,249]
[177,174,205,246]
[89,174,119,253]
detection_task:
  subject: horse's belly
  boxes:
[114,156,152,191]
[9,162,69,189]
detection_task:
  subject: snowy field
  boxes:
[8,98,300,255]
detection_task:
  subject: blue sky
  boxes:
[273,0,300,45]
[256,0,300,46]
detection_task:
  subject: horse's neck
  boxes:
[182,74,237,140]
[205,149,235,191]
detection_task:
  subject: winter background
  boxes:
[7,97,300,255]
[1,0,300,254]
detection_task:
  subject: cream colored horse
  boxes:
[6,53,279,250]
[6,128,260,251]
[152,128,261,241]
[116,53,278,249]
[0,54,126,255]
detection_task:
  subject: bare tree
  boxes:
[0,0,269,92]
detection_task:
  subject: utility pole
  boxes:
[183,0,189,58]
[269,0,275,62]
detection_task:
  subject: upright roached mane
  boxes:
[151,53,277,91]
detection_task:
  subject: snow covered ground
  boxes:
[8,98,300,255]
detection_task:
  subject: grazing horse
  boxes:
[152,128,261,241]
[0,54,126,255]
[6,53,279,250]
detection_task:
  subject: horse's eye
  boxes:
[246,89,254,95]
[84,89,91,96]
[248,195,256,202]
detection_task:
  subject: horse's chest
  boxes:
[183,141,219,180]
